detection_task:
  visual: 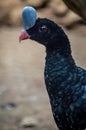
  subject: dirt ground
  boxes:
[0,25,86,130]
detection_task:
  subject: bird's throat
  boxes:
[44,51,75,94]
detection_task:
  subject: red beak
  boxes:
[19,31,30,42]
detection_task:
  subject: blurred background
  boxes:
[0,0,86,130]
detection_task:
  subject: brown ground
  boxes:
[0,25,86,130]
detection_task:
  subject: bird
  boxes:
[19,7,86,130]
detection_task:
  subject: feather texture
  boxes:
[20,16,86,130]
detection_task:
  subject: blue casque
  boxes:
[22,6,37,31]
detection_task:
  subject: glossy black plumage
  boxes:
[26,18,86,130]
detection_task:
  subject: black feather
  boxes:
[27,18,86,130]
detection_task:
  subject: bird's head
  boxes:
[19,6,71,55]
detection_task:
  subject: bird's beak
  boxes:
[19,31,30,42]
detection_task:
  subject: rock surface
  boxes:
[20,117,38,127]
[62,0,86,20]
[0,0,85,27]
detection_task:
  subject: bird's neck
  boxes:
[45,50,76,96]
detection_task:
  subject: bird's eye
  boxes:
[39,25,48,33]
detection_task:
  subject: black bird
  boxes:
[19,18,86,130]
